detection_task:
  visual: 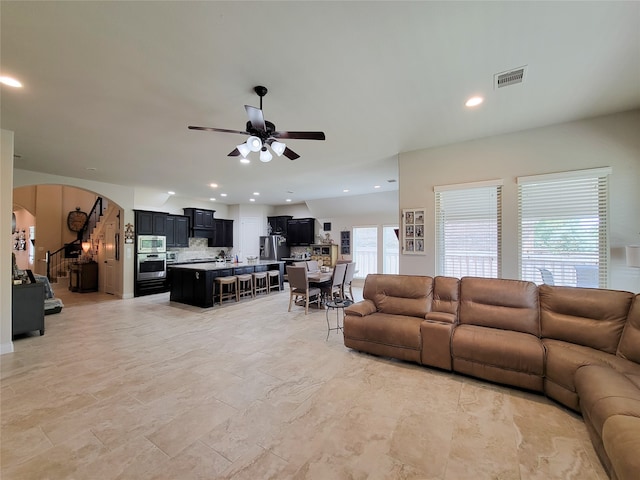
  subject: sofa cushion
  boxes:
[602,414,640,480]
[452,325,545,376]
[362,274,433,318]
[543,339,640,394]
[430,276,459,316]
[540,285,634,354]
[617,294,640,363]
[458,277,539,336]
[575,365,640,436]
[343,312,423,351]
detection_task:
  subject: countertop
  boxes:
[168,260,284,271]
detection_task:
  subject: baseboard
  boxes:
[0,341,14,355]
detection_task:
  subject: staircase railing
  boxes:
[46,196,107,282]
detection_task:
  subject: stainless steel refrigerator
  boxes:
[259,235,289,261]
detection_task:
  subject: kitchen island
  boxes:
[168,261,285,308]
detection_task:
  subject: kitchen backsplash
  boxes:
[168,238,232,262]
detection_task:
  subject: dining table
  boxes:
[307,271,332,284]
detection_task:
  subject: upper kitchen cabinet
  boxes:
[166,215,189,248]
[183,208,215,238]
[287,218,316,246]
[135,210,167,236]
[183,208,215,230]
[268,215,293,235]
[214,219,233,248]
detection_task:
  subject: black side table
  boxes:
[325,299,353,340]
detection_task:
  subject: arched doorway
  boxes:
[13,184,126,300]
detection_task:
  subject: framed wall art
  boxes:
[402,208,425,255]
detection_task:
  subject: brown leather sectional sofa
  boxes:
[343,274,640,480]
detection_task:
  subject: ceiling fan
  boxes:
[188,86,325,162]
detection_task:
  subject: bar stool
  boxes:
[267,270,282,293]
[216,276,238,304]
[252,271,268,296]
[236,273,254,300]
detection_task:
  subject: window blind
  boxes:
[518,168,611,288]
[435,184,502,278]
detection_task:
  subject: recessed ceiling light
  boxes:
[285,198,292,202]
[220,193,227,197]
[0,76,22,88]
[374,185,381,189]
[168,191,175,195]
[253,192,260,196]
[209,183,218,188]
[240,158,250,164]
[465,96,484,107]
[343,189,350,193]
[249,198,255,202]
[209,198,216,201]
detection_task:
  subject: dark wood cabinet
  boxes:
[287,218,316,246]
[213,219,233,247]
[268,215,293,235]
[69,262,98,292]
[166,215,189,248]
[135,210,167,236]
[12,283,45,337]
[184,208,215,230]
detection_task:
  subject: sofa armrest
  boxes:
[425,311,456,324]
[345,299,377,317]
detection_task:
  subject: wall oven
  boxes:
[137,253,167,280]
[137,235,166,254]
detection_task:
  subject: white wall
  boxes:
[1,130,15,354]
[399,110,640,293]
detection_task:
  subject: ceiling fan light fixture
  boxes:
[236,143,251,158]
[270,140,286,156]
[260,147,272,163]
[247,136,262,152]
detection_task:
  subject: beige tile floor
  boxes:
[1,284,608,479]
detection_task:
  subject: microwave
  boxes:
[137,235,166,253]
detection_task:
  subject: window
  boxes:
[383,225,399,274]
[435,181,502,278]
[518,168,610,288]
[352,227,377,279]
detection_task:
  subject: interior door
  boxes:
[104,221,116,295]
[240,217,260,260]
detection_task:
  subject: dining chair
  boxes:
[306,260,320,273]
[342,262,356,300]
[574,265,598,288]
[286,265,321,315]
[321,262,347,302]
[537,267,555,286]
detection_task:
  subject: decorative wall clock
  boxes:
[67,207,88,232]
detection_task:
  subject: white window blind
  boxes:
[435,182,502,278]
[518,168,611,288]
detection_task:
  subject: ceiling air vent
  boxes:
[494,66,527,89]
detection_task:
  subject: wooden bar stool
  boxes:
[252,271,268,296]
[236,273,254,299]
[267,270,281,293]
[216,276,238,304]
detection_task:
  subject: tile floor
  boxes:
[1,285,608,479]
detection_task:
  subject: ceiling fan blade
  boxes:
[228,148,241,157]
[272,131,325,141]
[245,105,266,131]
[188,126,249,135]
[283,147,300,160]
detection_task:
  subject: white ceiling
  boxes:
[2,1,639,207]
